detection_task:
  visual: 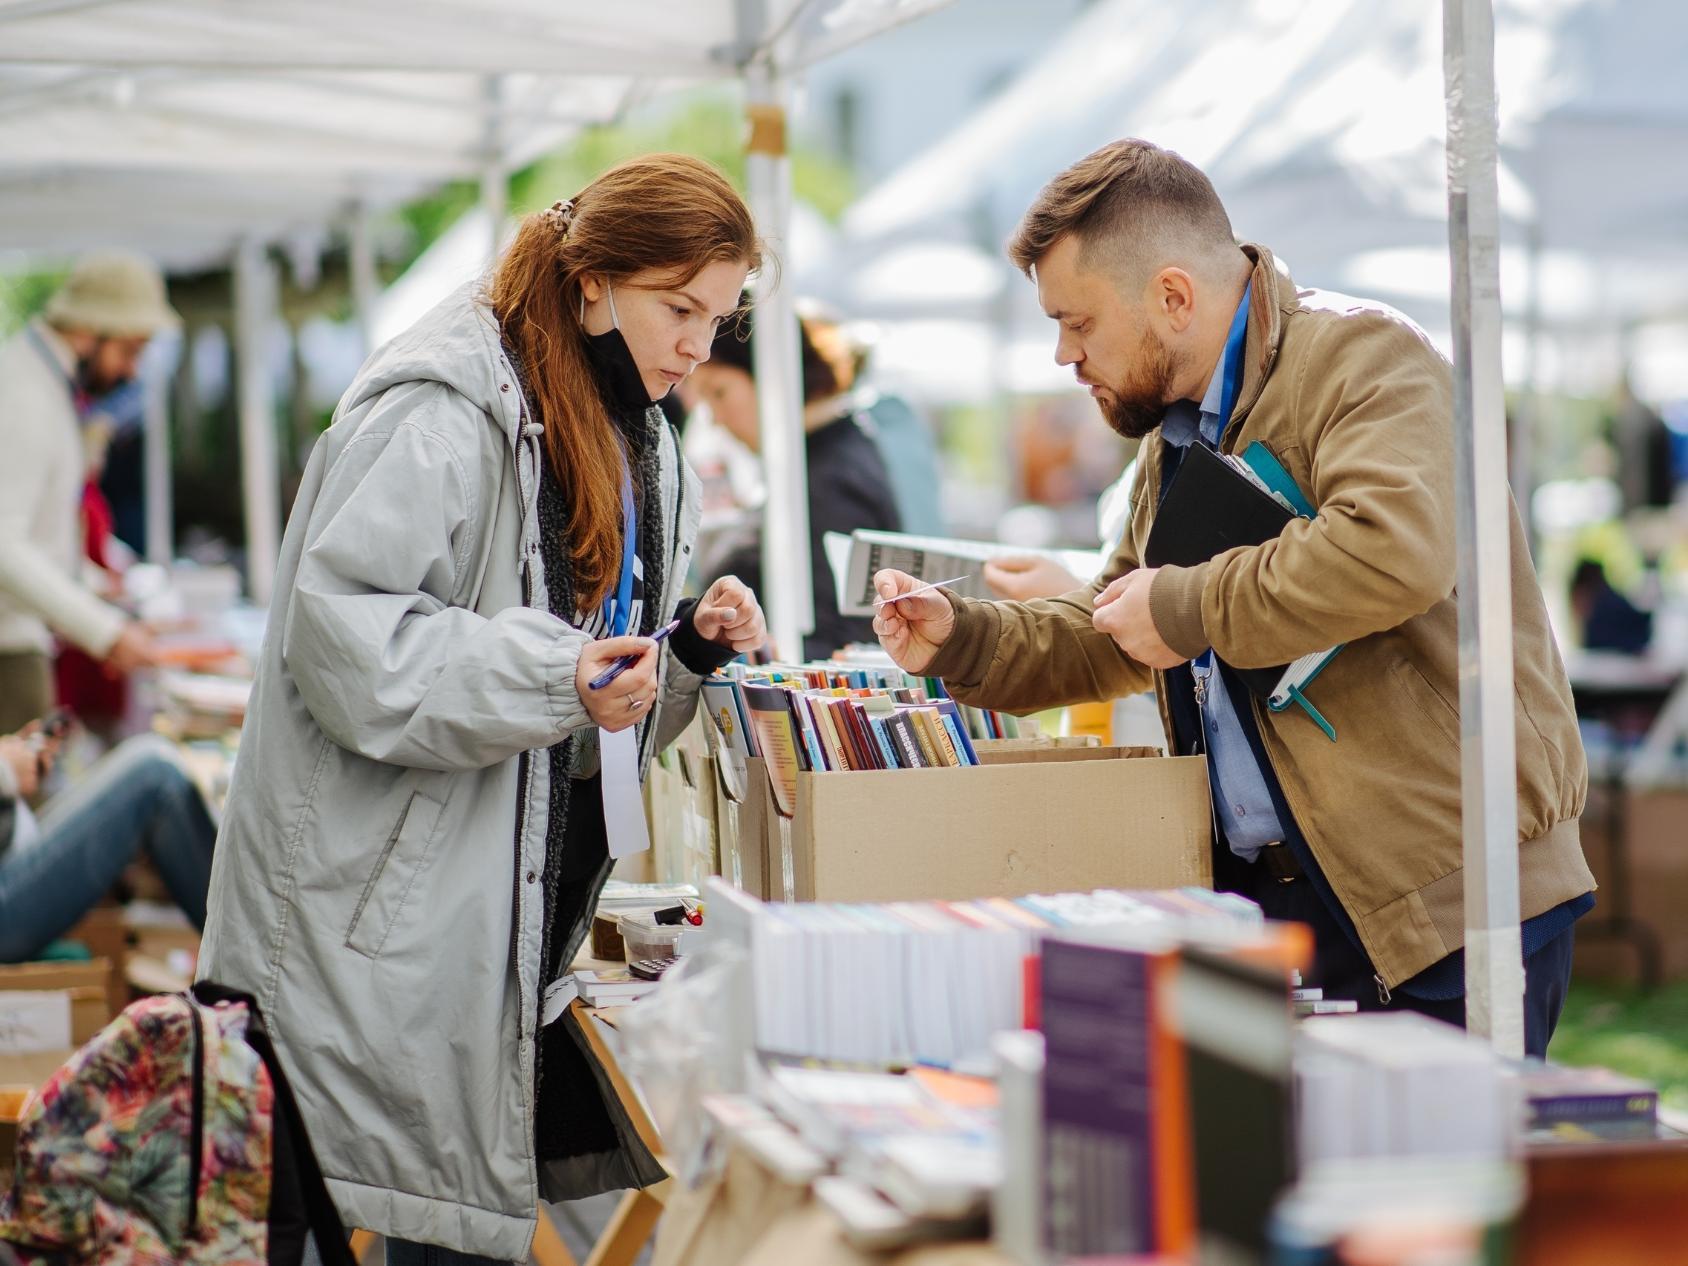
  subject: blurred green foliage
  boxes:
[1550,978,1688,1113]
[394,93,856,277]
[0,267,69,336]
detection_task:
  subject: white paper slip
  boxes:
[541,975,579,1027]
[0,990,72,1054]
[872,575,972,608]
[601,725,651,860]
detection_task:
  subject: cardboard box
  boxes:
[0,960,114,1047]
[650,749,719,891]
[747,747,1212,904]
[717,752,770,901]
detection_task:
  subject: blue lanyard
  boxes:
[1214,281,1252,439]
[603,463,636,638]
[1195,285,1254,681]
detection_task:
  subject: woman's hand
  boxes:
[692,576,767,655]
[575,636,660,732]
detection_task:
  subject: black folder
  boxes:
[1143,441,1294,698]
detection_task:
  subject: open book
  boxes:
[825,529,1103,618]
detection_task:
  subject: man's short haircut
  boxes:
[1007,138,1239,285]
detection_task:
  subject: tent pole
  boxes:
[480,73,509,265]
[1443,0,1524,1056]
[744,56,813,659]
[234,237,282,607]
[142,333,175,567]
[1515,221,1543,559]
[349,200,379,357]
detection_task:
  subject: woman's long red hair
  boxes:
[489,153,761,609]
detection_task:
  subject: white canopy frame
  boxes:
[0,0,950,620]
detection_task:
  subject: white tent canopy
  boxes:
[0,0,949,642]
[841,0,1688,330]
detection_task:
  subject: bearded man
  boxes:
[871,138,1595,1054]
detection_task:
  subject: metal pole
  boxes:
[1443,0,1524,1056]
[480,74,508,264]
[142,334,175,567]
[744,58,814,658]
[348,200,379,356]
[1515,221,1543,559]
[234,238,282,606]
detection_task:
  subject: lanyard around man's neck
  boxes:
[1213,281,1253,441]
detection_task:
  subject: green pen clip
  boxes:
[1286,684,1337,742]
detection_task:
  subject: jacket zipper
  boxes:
[185,996,205,1238]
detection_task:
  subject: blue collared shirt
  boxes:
[1160,289,1287,862]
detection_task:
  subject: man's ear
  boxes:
[1152,267,1198,334]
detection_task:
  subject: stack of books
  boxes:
[1295,1012,1513,1165]
[1510,1060,1658,1141]
[709,880,1260,1068]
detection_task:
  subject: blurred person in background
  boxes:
[0,722,215,962]
[0,253,169,732]
[692,306,902,658]
[197,154,766,1264]
[1570,557,1653,654]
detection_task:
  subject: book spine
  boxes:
[1528,1093,1658,1124]
[888,713,927,768]
[928,709,963,766]
[867,715,902,770]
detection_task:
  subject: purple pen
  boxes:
[588,618,682,691]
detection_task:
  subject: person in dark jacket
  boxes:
[691,308,902,658]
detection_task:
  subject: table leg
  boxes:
[531,1205,582,1266]
[584,1188,664,1266]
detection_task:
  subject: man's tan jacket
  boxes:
[928,244,1594,988]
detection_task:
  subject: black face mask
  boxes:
[581,286,654,418]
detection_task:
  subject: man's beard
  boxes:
[1094,327,1181,440]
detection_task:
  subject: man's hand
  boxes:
[870,569,956,674]
[982,555,1084,603]
[1092,568,1188,670]
[103,622,160,676]
[692,576,767,655]
[576,636,659,733]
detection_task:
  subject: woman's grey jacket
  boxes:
[197,283,703,1259]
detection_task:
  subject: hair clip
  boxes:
[543,199,575,235]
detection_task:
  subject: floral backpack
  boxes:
[0,983,355,1266]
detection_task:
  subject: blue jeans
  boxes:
[0,735,216,962]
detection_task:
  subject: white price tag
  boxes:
[601,725,651,860]
[0,991,72,1053]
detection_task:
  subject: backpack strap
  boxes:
[191,983,357,1266]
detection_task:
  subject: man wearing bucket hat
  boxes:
[0,252,177,731]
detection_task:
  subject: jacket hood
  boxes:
[340,280,519,443]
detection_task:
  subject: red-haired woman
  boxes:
[199,154,766,1263]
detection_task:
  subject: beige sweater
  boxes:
[0,321,127,658]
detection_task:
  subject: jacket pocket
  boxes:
[1389,657,1460,748]
[345,790,446,959]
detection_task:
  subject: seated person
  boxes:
[1570,557,1653,655]
[692,307,902,659]
[0,721,216,962]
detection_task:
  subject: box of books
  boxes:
[697,661,1211,905]
[646,745,718,892]
[764,746,1210,904]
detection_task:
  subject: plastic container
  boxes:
[619,912,685,963]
